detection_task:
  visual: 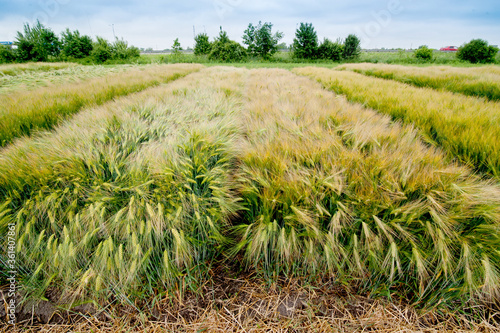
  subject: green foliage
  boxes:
[343,34,361,60]
[172,38,183,55]
[111,38,140,60]
[414,45,433,61]
[0,45,16,63]
[457,39,499,64]
[276,42,288,50]
[91,37,112,63]
[318,38,344,61]
[209,30,247,62]
[194,33,211,56]
[91,37,139,63]
[60,29,93,59]
[1,66,500,314]
[242,21,284,59]
[292,23,318,59]
[14,21,61,62]
[251,68,500,306]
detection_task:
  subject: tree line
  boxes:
[0,21,140,64]
[194,22,361,62]
[192,22,498,64]
[1,20,497,65]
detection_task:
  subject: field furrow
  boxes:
[294,67,500,178]
[0,64,203,147]
[338,63,500,101]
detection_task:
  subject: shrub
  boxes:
[172,38,182,56]
[0,45,16,63]
[209,31,247,62]
[111,38,140,60]
[343,34,361,60]
[127,45,141,59]
[242,21,283,59]
[15,20,61,62]
[194,33,211,56]
[292,23,318,59]
[414,45,433,61]
[318,38,343,61]
[91,37,112,63]
[61,29,93,59]
[457,39,499,64]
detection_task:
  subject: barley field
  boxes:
[0,64,134,94]
[338,63,500,101]
[0,64,202,146]
[1,64,500,331]
[295,67,500,178]
[0,62,78,76]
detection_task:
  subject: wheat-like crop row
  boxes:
[0,66,243,303]
[338,63,500,101]
[236,68,500,305]
[294,67,500,178]
[0,64,203,147]
[1,67,499,310]
[0,62,78,77]
[0,64,135,94]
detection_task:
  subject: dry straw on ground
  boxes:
[3,274,500,332]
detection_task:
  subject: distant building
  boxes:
[1,42,13,50]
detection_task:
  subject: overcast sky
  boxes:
[0,0,499,50]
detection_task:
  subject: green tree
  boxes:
[292,23,318,59]
[194,33,211,55]
[342,34,361,60]
[457,39,499,64]
[91,36,112,63]
[318,38,343,61]
[209,30,247,62]
[15,21,61,62]
[242,23,257,55]
[414,45,433,61]
[242,21,283,59]
[276,42,288,50]
[60,29,93,59]
[111,38,140,59]
[172,38,183,55]
[0,45,16,63]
